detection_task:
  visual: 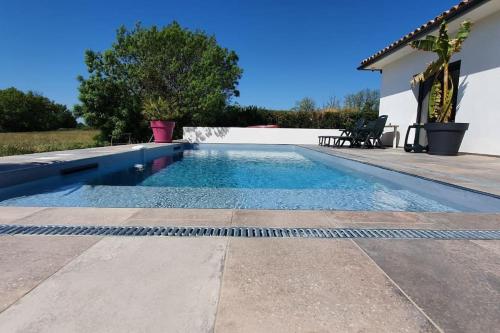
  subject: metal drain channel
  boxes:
[0,224,499,240]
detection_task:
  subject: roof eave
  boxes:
[357,0,491,71]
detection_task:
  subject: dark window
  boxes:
[417,60,461,123]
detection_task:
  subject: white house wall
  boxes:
[454,10,500,155]
[379,9,500,155]
[379,50,432,146]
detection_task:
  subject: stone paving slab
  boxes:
[328,211,500,230]
[214,238,439,333]
[0,236,100,313]
[0,237,227,333]
[3,207,500,231]
[472,240,500,256]
[231,209,333,228]
[327,211,434,229]
[0,207,47,223]
[355,239,500,333]
[11,207,139,226]
[125,208,233,226]
[421,212,500,230]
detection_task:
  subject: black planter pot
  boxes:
[424,122,469,156]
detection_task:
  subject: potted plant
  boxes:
[410,20,472,155]
[143,96,180,143]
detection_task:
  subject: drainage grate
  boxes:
[0,224,499,240]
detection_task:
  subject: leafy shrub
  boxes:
[204,105,377,130]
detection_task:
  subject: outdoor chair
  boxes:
[357,115,388,148]
[318,118,365,147]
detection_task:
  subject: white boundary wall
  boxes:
[183,127,342,144]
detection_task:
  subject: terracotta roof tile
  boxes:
[358,0,488,69]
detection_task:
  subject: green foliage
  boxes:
[0,129,100,157]
[142,96,181,121]
[292,97,317,112]
[292,90,380,114]
[410,20,472,122]
[207,89,379,134]
[76,21,243,141]
[216,105,377,129]
[343,89,380,113]
[0,87,77,132]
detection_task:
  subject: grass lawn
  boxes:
[0,129,102,157]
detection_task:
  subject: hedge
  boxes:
[211,106,379,130]
[167,105,378,140]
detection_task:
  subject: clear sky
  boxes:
[0,0,460,110]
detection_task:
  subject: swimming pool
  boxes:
[1,144,499,211]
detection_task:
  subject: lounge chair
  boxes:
[357,115,388,148]
[318,118,365,147]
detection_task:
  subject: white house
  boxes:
[359,0,500,156]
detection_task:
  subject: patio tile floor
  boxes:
[0,236,100,313]
[215,238,439,333]
[0,147,499,332]
[0,237,227,333]
[356,239,500,333]
[0,207,498,332]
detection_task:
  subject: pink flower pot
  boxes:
[150,120,175,143]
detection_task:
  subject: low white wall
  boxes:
[183,127,342,144]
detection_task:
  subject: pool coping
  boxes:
[0,142,184,188]
[298,144,500,200]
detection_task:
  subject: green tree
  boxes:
[292,97,316,112]
[76,22,243,141]
[343,89,380,113]
[0,87,76,132]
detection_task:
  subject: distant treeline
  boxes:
[0,87,77,132]
[290,89,380,113]
[0,85,378,139]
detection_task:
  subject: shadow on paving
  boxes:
[355,239,500,333]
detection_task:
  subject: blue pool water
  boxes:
[0,144,497,211]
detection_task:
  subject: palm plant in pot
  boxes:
[143,96,180,143]
[410,20,472,155]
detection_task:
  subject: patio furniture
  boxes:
[357,115,388,148]
[404,123,428,153]
[385,124,399,148]
[318,118,366,147]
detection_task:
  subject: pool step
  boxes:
[0,224,499,240]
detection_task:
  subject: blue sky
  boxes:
[0,0,460,110]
